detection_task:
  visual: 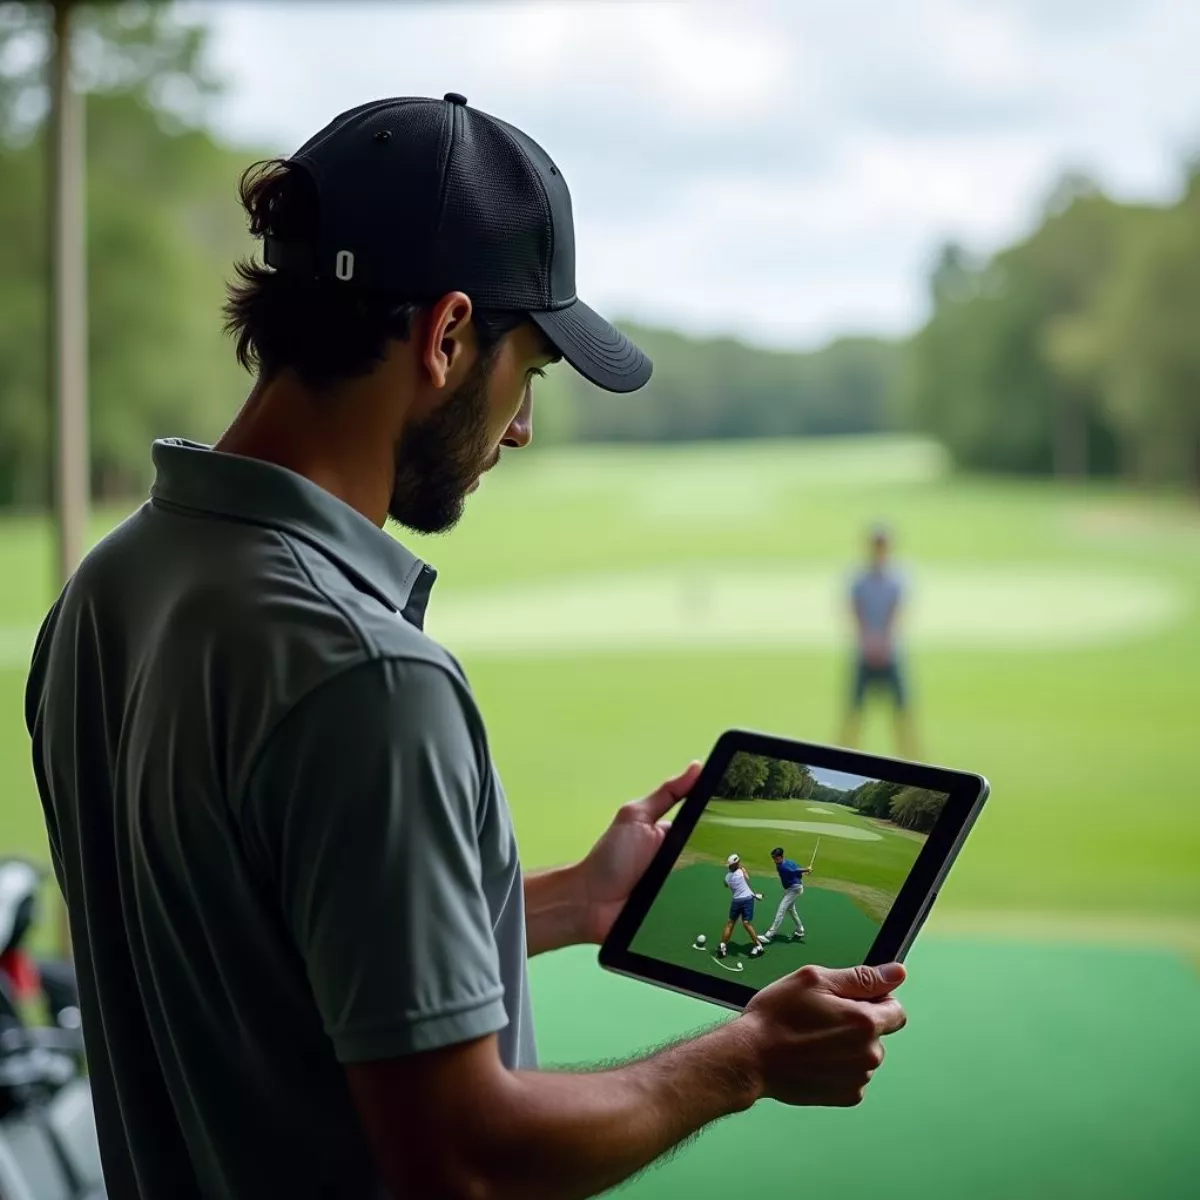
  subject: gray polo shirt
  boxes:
[25,439,534,1200]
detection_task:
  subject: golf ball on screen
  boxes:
[696,934,707,946]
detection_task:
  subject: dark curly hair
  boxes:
[223,159,525,389]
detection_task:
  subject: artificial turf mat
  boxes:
[530,939,1200,1199]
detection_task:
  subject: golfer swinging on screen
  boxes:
[720,854,766,959]
[761,847,812,943]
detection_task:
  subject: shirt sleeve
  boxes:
[239,657,508,1064]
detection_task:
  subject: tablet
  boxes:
[599,729,989,1011]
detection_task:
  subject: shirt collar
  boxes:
[149,439,436,627]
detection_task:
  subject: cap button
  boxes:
[444,92,468,107]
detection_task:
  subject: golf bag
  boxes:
[0,857,105,1200]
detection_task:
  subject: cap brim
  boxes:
[530,300,652,394]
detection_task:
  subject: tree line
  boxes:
[904,171,1200,493]
[715,755,947,836]
[715,753,816,801]
[2,4,1197,506]
[841,780,947,835]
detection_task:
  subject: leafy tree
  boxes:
[904,179,1148,481]
[1050,168,1200,493]
[762,759,815,800]
[852,780,903,820]
[889,787,946,833]
[0,2,252,505]
[716,752,769,799]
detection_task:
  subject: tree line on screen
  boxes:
[1,4,1197,508]
[715,752,946,834]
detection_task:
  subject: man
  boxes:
[760,847,811,943]
[719,854,766,960]
[840,523,917,757]
[25,95,907,1200]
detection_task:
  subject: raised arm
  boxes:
[347,963,907,1200]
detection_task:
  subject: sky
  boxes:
[194,0,1200,350]
[809,766,871,793]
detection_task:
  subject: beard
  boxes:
[387,355,497,534]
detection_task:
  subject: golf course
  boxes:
[631,796,927,979]
[695,797,926,921]
[2,435,1197,1198]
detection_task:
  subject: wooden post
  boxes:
[47,0,87,958]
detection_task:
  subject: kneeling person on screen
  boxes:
[761,846,811,943]
[720,854,765,959]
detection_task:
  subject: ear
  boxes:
[420,292,475,389]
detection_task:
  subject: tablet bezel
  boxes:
[598,729,989,1011]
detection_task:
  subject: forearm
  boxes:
[476,1020,761,1200]
[524,865,587,956]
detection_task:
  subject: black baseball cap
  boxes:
[262,93,652,394]
[771,846,784,856]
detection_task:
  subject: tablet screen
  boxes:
[628,749,950,985]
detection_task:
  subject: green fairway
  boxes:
[2,436,1198,1196]
[690,799,925,921]
[631,862,881,979]
[3,439,1199,935]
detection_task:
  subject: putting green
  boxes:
[422,563,1184,655]
[631,863,883,980]
[703,815,882,841]
[14,558,1175,667]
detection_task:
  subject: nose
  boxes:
[501,389,533,449]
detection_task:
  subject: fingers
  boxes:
[814,963,907,1001]
[632,761,702,823]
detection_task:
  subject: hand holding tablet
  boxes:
[600,729,988,1011]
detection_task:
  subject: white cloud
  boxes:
[193,0,1200,348]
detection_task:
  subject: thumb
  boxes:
[819,963,907,1000]
[634,761,702,823]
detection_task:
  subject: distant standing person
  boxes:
[719,854,766,959]
[760,847,811,943]
[840,523,916,758]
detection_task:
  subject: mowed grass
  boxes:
[690,798,925,920]
[2,437,1199,950]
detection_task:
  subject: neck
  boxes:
[216,373,394,527]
